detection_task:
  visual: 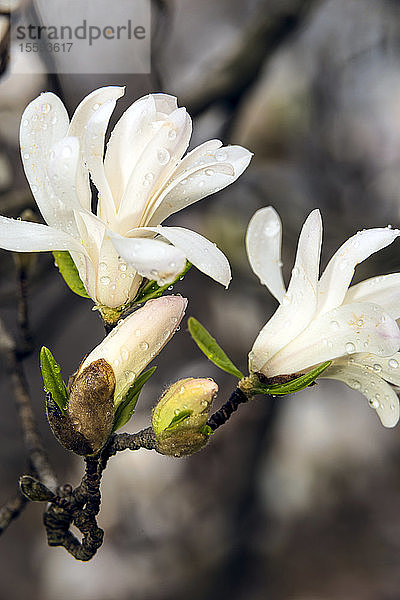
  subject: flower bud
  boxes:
[47,359,115,456]
[152,378,218,457]
[77,295,187,408]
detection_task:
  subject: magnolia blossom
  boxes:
[0,87,252,308]
[78,295,187,407]
[246,206,400,427]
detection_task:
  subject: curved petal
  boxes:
[249,210,322,372]
[146,144,253,226]
[321,361,399,428]
[84,100,119,226]
[344,273,400,320]
[264,302,400,377]
[20,91,69,227]
[0,215,85,254]
[344,352,400,387]
[104,94,180,206]
[318,227,400,315]
[109,232,187,286]
[133,225,231,287]
[245,206,286,303]
[104,94,157,207]
[117,106,192,231]
[68,86,125,212]
[78,295,187,406]
[46,136,86,239]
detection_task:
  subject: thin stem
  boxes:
[16,263,33,355]
[0,317,57,491]
[207,387,251,431]
[0,492,27,534]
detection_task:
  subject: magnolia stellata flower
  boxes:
[0,87,252,308]
[246,206,400,427]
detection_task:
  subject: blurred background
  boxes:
[2,0,400,598]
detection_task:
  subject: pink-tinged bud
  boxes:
[152,377,218,457]
[78,296,187,408]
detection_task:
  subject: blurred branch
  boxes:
[151,0,173,90]
[0,491,27,534]
[182,0,317,119]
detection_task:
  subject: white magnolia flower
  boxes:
[78,294,187,408]
[246,206,400,427]
[0,87,252,308]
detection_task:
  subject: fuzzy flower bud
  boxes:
[152,377,218,457]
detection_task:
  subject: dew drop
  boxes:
[120,347,130,361]
[369,398,380,409]
[140,341,149,351]
[22,119,29,127]
[62,145,72,158]
[119,263,127,272]
[100,276,111,285]
[41,102,51,114]
[345,342,356,354]
[124,371,136,383]
[389,358,399,369]
[168,129,177,140]
[373,363,382,373]
[330,320,340,329]
[205,168,215,176]
[92,103,100,111]
[23,152,30,160]
[157,148,170,165]
[351,380,361,390]
[215,149,228,162]
[356,319,364,327]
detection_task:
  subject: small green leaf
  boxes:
[53,251,90,298]
[40,347,69,413]
[113,367,156,431]
[188,316,244,379]
[19,475,55,502]
[254,361,332,396]
[134,262,192,304]
[165,409,192,432]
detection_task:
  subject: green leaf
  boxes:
[165,409,192,432]
[40,347,69,413]
[188,316,244,379]
[112,367,156,431]
[134,261,192,304]
[254,361,332,396]
[52,251,90,298]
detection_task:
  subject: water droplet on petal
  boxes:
[205,168,215,176]
[330,320,340,329]
[41,102,51,114]
[140,341,149,351]
[92,103,100,111]
[215,149,228,161]
[157,148,170,165]
[168,129,177,140]
[100,276,110,285]
[373,363,382,373]
[389,358,399,369]
[345,342,356,354]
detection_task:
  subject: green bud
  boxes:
[19,475,55,502]
[152,378,218,457]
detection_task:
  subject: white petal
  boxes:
[68,86,125,212]
[249,210,322,372]
[104,94,157,207]
[0,215,85,254]
[133,225,231,287]
[344,273,400,320]
[96,236,142,308]
[341,352,400,387]
[318,227,400,315]
[109,232,187,286]
[46,136,86,239]
[78,295,187,406]
[146,144,253,226]
[321,361,399,428]
[245,206,285,303]
[83,100,118,226]
[117,106,192,231]
[264,302,400,377]
[20,92,69,227]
